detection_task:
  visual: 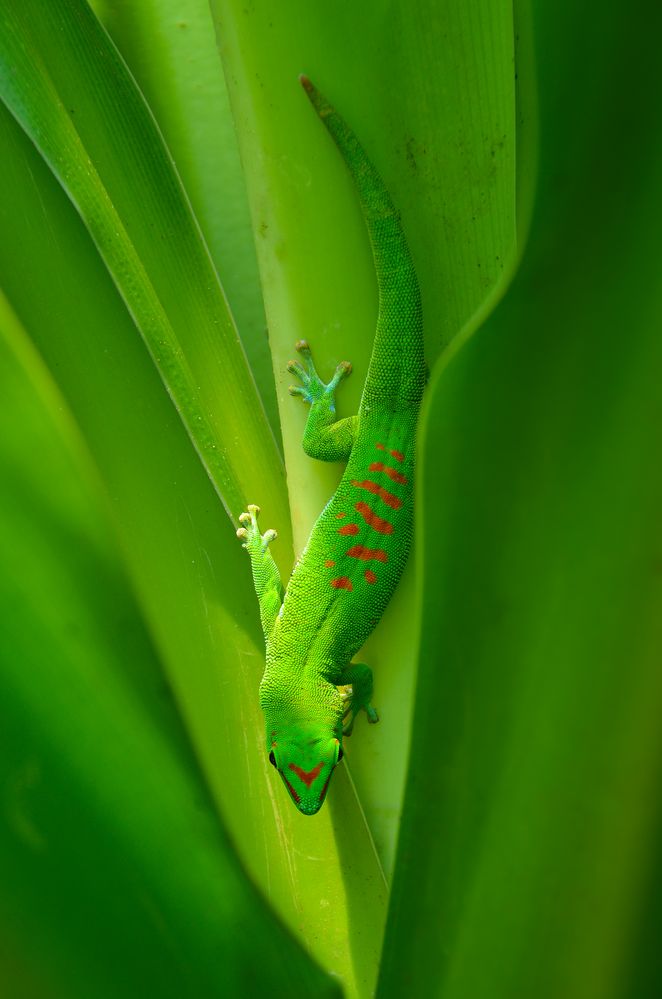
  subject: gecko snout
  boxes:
[268,732,343,815]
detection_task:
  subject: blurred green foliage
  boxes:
[0,0,660,996]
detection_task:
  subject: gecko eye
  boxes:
[268,750,277,768]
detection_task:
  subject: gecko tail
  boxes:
[300,76,425,412]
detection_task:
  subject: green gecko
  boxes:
[237,75,425,815]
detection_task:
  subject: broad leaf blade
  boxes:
[0,0,289,537]
[96,0,280,437]
[0,289,337,999]
[380,0,662,995]
[0,94,383,999]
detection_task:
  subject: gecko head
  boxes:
[267,726,344,815]
[261,684,345,815]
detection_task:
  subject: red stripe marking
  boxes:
[338,523,359,536]
[369,461,408,484]
[355,501,393,534]
[335,512,346,519]
[347,545,388,562]
[324,560,336,567]
[351,479,402,510]
[390,449,405,462]
[289,761,323,788]
[331,576,353,590]
[283,777,301,804]
[365,569,377,584]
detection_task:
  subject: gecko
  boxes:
[237,75,425,815]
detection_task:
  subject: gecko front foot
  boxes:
[236,504,277,554]
[339,663,379,736]
[287,339,351,408]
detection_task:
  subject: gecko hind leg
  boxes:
[288,340,357,462]
[338,662,379,736]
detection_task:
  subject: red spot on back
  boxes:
[324,560,336,567]
[369,461,408,484]
[289,761,324,788]
[351,479,403,510]
[390,449,405,462]
[338,523,359,536]
[365,569,377,584]
[346,545,388,562]
[335,512,346,519]
[331,576,353,590]
[355,501,393,534]
[376,442,386,451]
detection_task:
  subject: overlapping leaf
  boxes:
[0,290,337,998]
[380,0,662,995]
[0,81,381,999]
[97,0,280,435]
[0,0,288,534]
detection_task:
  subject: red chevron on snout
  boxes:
[288,761,324,788]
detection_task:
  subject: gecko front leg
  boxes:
[236,504,283,641]
[338,662,379,736]
[288,339,357,461]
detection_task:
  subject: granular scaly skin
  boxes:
[237,77,426,815]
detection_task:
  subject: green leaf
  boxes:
[0,21,392,993]
[380,0,662,995]
[0,289,337,998]
[0,95,385,998]
[0,0,288,533]
[96,0,280,438]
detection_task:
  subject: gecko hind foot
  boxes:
[287,339,351,405]
[236,504,277,553]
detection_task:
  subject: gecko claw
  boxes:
[330,360,352,389]
[287,340,352,407]
[236,505,277,553]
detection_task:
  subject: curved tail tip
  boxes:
[299,73,313,93]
